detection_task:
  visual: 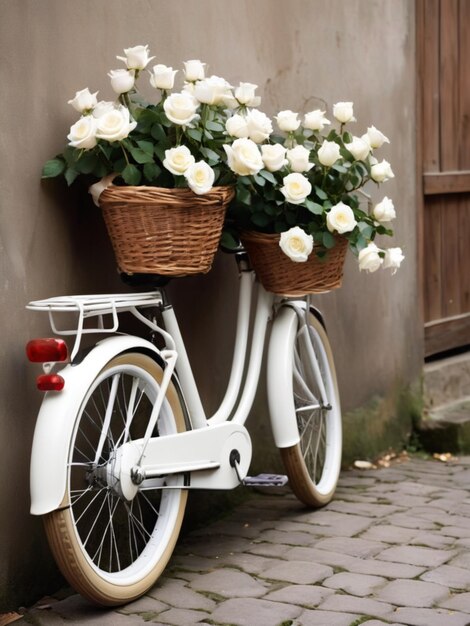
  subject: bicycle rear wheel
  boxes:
[280,309,342,507]
[44,353,188,606]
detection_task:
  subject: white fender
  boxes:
[267,306,301,448]
[30,335,164,516]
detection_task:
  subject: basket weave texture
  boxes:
[241,231,348,296]
[99,185,235,275]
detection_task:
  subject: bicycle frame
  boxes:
[27,258,320,513]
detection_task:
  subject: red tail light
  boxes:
[26,338,68,363]
[36,374,65,392]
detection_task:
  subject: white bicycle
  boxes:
[26,250,342,606]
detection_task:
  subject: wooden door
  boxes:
[417,0,470,357]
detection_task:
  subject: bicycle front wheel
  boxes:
[43,353,188,606]
[280,309,342,507]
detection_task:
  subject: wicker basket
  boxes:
[99,185,235,275]
[241,231,348,296]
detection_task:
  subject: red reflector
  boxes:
[36,374,65,391]
[26,338,68,363]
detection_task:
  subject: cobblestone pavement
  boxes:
[17,456,470,626]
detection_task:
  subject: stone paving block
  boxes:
[384,606,470,626]
[326,500,402,518]
[33,595,145,624]
[360,622,406,626]
[409,531,455,549]
[359,524,419,544]
[176,535,253,558]
[189,519,272,539]
[318,593,394,616]
[275,512,375,537]
[421,564,470,590]
[376,579,450,607]
[257,528,316,546]
[374,481,438,496]
[284,546,357,569]
[155,607,210,625]
[120,593,169,614]
[222,552,285,575]
[148,578,216,610]
[247,542,292,559]
[344,557,426,579]
[209,597,302,626]
[188,569,268,598]
[259,560,333,584]
[263,584,333,607]
[439,525,470,538]
[450,552,470,569]
[169,553,218,572]
[383,513,439,530]
[439,591,470,613]
[376,545,456,567]
[377,493,431,507]
[323,572,387,597]
[296,608,361,625]
[314,536,386,558]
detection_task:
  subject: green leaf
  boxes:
[200,147,220,163]
[137,140,154,155]
[236,185,252,206]
[315,186,328,201]
[42,158,65,178]
[259,170,277,184]
[64,167,79,186]
[121,164,141,185]
[204,129,214,140]
[74,152,98,174]
[128,146,155,164]
[305,199,324,215]
[143,162,161,182]
[186,128,203,142]
[151,123,168,143]
[205,120,225,132]
[220,231,239,250]
[253,174,266,187]
[322,231,336,249]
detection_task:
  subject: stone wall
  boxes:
[0,0,419,608]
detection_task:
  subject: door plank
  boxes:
[440,0,460,171]
[421,0,440,172]
[424,171,470,194]
[459,0,470,169]
[424,197,443,322]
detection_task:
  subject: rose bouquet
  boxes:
[42,44,251,196]
[221,101,404,277]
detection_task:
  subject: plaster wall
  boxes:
[0,0,419,608]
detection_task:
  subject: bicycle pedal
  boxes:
[243,473,288,487]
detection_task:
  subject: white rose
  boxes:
[275,110,301,132]
[281,173,312,205]
[318,140,341,167]
[163,92,199,126]
[371,159,395,182]
[92,101,115,118]
[235,82,261,107]
[95,106,137,142]
[68,88,98,113]
[358,242,383,273]
[261,144,288,172]
[223,138,263,176]
[117,44,154,70]
[67,116,97,149]
[383,247,404,274]
[108,69,135,94]
[194,75,232,105]
[365,125,390,149]
[286,145,314,173]
[326,202,357,234]
[279,226,314,262]
[183,59,206,82]
[303,109,331,131]
[373,196,396,222]
[149,64,177,90]
[345,136,370,161]
[246,109,273,143]
[184,161,215,195]
[333,101,356,123]
[226,114,249,138]
[163,145,195,175]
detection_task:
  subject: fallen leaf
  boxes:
[0,613,22,626]
[353,460,376,470]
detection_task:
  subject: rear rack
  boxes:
[27,291,166,359]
